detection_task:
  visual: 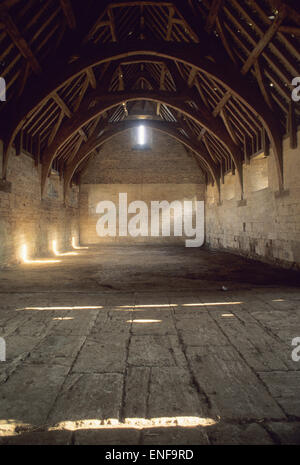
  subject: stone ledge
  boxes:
[237,199,247,207]
[274,189,289,199]
[0,180,12,193]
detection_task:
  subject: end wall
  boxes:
[80,130,205,245]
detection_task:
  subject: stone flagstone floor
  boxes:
[0,245,299,444]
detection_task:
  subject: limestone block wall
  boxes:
[80,130,205,245]
[80,183,204,245]
[0,141,80,267]
[205,130,300,268]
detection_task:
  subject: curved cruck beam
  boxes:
[3,41,283,190]
[63,120,221,197]
[41,91,241,195]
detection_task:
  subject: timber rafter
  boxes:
[63,120,221,196]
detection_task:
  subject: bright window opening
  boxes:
[131,125,152,150]
[137,125,146,146]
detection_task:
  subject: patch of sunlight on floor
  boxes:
[16,306,104,311]
[118,305,175,308]
[52,240,78,257]
[53,317,74,320]
[50,417,217,431]
[127,319,162,323]
[0,421,32,435]
[182,302,242,306]
[72,237,89,250]
[117,306,174,311]
[20,245,61,264]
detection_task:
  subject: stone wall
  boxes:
[0,141,80,267]
[81,128,205,185]
[80,130,205,245]
[205,130,300,269]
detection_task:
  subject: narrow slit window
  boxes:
[138,125,146,146]
[132,125,152,150]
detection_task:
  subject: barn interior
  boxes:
[0,0,300,445]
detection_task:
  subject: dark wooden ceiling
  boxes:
[0,0,299,196]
